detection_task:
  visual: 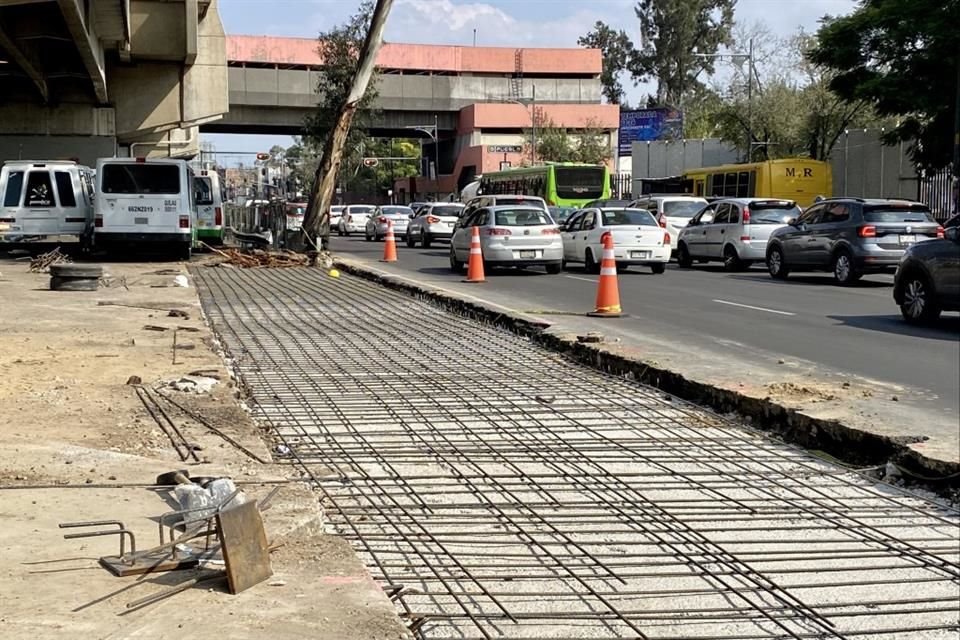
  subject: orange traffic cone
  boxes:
[381,219,398,263]
[587,231,623,317]
[462,225,486,283]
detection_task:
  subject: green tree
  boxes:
[577,22,638,106]
[573,119,612,164]
[634,0,737,108]
[302,0,379,188]
[808,0,959,170]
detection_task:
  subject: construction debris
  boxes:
[28,247,71,273]
[206,245,311,269]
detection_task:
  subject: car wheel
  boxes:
[899,271,941,324]
[422,233,432,248]
[832,249,861,285]
[449,247,464,273]
[651,262,666,274]
[723,245,745,272]
[677,243,693,268]
[406,232,416,248]
[584,249,599,274]
[364,231,372,241]
[767,245,789,279]
[545,262,562,274]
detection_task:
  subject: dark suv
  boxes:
[766,198,944,285]
[893,226,960,323]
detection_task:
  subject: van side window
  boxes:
[3,171,24,207]
[26,171,54,207]
[55,172,77,207]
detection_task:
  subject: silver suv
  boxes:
[766,198,943,285]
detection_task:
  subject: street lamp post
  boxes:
[404,116,440,200]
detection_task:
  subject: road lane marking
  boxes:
[565,275,598,283]
[712,299,796,316]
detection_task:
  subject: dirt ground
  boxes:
[0,253,409,640]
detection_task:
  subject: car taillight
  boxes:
[426,216,440,224]
[486,228,512,236]
[542,227,560,235]
[858,225,876,238]
[740,235,750,241]
[936,226,944,238]
[179,216,190,229]
[94,216,103,228]
[742,207,751,224]
[214,207,222,226]
[663,232,670,245]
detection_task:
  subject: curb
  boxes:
[334,258,960,494]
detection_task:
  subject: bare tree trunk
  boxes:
[294,0,394,252]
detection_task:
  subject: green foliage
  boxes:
[633,0,736,108]
[577,22,638,106]
[525,111,611,165]
[808,0,959,170]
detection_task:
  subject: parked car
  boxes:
[548,206,579,225]
[678,198,801,271]
[329,205,344,231]
[460,195,548,222]
[631,195,708,253]
[766,198,943,285]
[365,205,415,241]
[338,204,376,236]
[893,226,960,323]
[561,207,670,274]
[406,202,464,247]
[449,205,562,273]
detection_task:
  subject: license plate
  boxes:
[899,234,916,245]
[519,250,536,259]
[631,250,651,259]
[135,217,149,225]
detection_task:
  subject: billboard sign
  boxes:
[618,109,684,156]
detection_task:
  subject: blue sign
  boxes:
[618,109,684,156]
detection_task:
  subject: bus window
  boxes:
[554,166,605,200]
[26,171,54,207]
[709,173,723,197]
[102,164,180,194]
[3,171,24,207]
[736,171,751,198]
[55,172,77,207]
[724,172,738,197]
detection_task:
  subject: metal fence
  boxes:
[610,173,632,199]
[919,166,957,222]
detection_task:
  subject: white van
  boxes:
[193,169,223,245]
[0,160,96,246]
[95,158,195,259]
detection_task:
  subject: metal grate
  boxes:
[194,267,960,640]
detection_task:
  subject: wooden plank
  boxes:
[216,502,272,594]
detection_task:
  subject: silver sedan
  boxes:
[449,205,563,273]
[406,203,464,247]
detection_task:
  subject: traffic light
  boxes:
[362,157,379,168]
[256,152,270,161]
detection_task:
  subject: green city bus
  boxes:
[478,163,611,208]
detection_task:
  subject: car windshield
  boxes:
[493,197,543,208]
[601,209,659,226]
[663,200,706,218]
[749,202,802,224]
[494,209,553,226]
[381,206,413,215]
[431,206,463,216]
[549,206,577,222]
[349,206,374,214]
[864,207,933,223]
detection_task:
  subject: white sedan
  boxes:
[406,203,464,247]
[561,207,671,274]
[365,205,414,241]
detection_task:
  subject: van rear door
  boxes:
[100,163,182,231]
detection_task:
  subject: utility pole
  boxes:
[746,38,754,163]
[434,113,440,200]
[531,84,537,165]
[953,52,959,214]
[299,0,395,251]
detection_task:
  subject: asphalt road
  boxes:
[331,234,960,416]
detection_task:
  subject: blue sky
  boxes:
[204,0,857,160]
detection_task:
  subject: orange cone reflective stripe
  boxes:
[463,225,486,283]
[381,219,398,263]
[588,231,622,317]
